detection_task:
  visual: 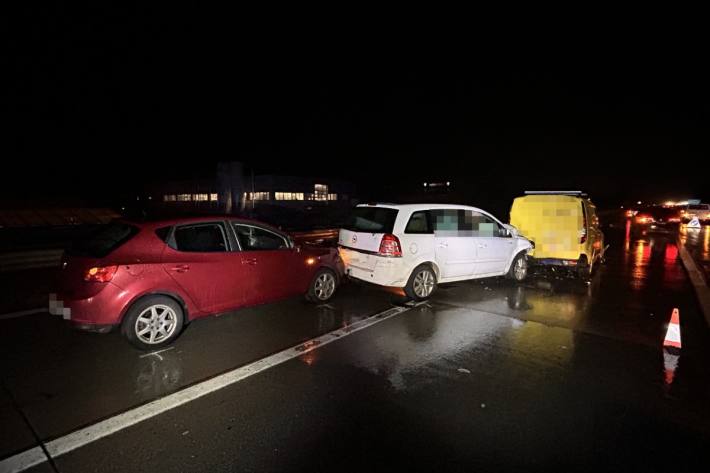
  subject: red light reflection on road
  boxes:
[624,220,631,251]
[664,244,678,264]
[630,240,651,290]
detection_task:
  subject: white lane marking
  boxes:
[677,238,710,327]
[139,346,175,359]
[0,447,48,473]
[0,304,414,471]
[0,308,45,321]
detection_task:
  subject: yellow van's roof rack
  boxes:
[524,190,588,197]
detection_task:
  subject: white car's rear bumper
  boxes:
[339,247,409,287]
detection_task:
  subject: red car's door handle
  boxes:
[242,258,258,265]
[170,264,190,273]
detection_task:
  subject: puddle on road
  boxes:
[339,304,575,392]
[134,349,183,398]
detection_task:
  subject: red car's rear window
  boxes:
[66,223,139,258]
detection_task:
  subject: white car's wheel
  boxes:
[405,265,437,301]
[507,253,528,282]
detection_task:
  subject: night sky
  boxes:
[4,8,708,209]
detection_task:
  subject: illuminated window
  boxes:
[314,184,328,201]
[210,193,218,202]
[177,194,192,202]
[194,194,209,202]
[246,192,270,201]
[327,193,338,201]
[164,194,176,202]
[275,192,305,201]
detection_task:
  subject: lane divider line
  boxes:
[677,238,710,327]
[0,308,46,321]
[0,447,49,473]
[0,303,414,473]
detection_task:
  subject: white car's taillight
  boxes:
[379,234,402,257]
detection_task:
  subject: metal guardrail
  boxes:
[0,229,341,272]
[291,229,339,245]
[0,249,64,272]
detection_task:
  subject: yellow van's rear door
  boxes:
[510,195,582,260]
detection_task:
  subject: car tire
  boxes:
[404,264,437,301]
[121,295,185,350]
[506,252,529,282]
[306,268,338,303]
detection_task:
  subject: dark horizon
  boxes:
[3,10,708,207]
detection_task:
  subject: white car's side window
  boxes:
[430,209,507,238]
[404,211,433,234]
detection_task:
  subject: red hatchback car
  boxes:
[52,217,343,349]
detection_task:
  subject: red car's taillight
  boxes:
[379,234,402,257]
[84,265,118,282]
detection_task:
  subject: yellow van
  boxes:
[509,191,604,277]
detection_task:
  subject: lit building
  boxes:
[240,175,352,210]
[134,162,357,226]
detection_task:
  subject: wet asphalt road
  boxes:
[2,225,710,472]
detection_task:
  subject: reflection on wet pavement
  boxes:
[135,350,183,397]
[338,303,576,392]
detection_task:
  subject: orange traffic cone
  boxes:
[663,308,681,350]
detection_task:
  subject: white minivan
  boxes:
[338,204,533,300]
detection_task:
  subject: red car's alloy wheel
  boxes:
[134,304,179,345]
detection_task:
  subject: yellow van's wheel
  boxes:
[507,253,528,282]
